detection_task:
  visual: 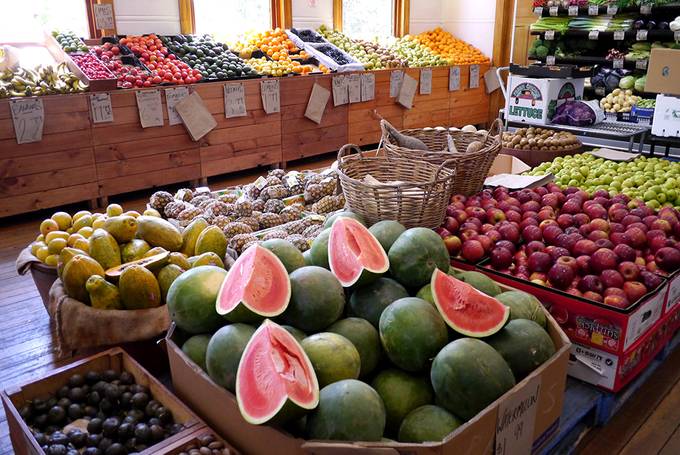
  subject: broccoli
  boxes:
[536,45,550,59]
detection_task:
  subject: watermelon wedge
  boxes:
[329,217,389,287]
[216,244,290,318]
[430,269,509,337]
[236,320,319,424]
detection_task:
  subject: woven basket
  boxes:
[381,119,504,196]
[337,145,456,229]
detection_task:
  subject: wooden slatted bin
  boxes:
[449,64,491,127]
[197,80,282,178]
[403,67,451,129]
[153,426,239,454]
[0,95,97,217]
[280,75,348,164]
[93,90,201,199]
[1,348,203,455]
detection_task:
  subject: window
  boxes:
[341,0,394,40]
[193,0,273,42]
[0,0,89,43]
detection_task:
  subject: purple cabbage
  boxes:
[552,101,597,127]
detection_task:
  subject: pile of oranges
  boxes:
[415,28,489,65]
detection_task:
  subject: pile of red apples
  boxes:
[435,184,680,309]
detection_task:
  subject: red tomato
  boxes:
[194,73,203,81]
[152,75,162,84]
[143,80,151,87]
[111,46,120,55]
[167,54,176,60]
[135,79,143,87]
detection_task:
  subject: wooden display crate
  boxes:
[155,426,239,454]
[449,64,492,126]
[1,348,202,455]
[403,67,451,129]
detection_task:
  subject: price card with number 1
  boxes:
[11,98,44,144]
[90,93,113,123]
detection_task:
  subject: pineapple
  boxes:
[149,191,175,211]
[223,222,253,239]
[236,216,260,232]
[229,234,258,253]
[251,199,265,212]
[286,234,311,252]
[164,201,188,219]
[264,199,285,214]
[269,169,286,179]
[218,193,240,204]
[262,230,289,241]
[212,215,233,229]
[257,212,283,229]
[177,206,202,222]
[261,185,288,202]
[174,188,194,202]
[234,200,253,217]
[312,194,345,215]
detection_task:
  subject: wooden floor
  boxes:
[0,156,679,454]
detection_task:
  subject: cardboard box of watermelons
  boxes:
[165,270,571,455]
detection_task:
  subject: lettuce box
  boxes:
[651,94,680,138]
[505,75,584,125]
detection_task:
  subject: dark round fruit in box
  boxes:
[68,374,85,388]
[88,418,103,434]
[102,370,119,382]
[85,371,101,384]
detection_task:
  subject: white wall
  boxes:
[409,0,443,35]
[441,0,496,58]
[114,0,181,35]
[292,0,334,29]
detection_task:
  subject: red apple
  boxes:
[530,272,548,285]
[528,251,552,273]
[434,227,452,239]
[490,247,513,269]
[600,269,625,289]
[541,193,560,209]
[443,235,462,256]
[443,217,460,233]
[590,248,618,274]
[555,233,579,253]
[451,209,468,225]
[460,222,480,233]
[587,230,609,242]
[461,239,485,262]
[584,204,607,220]
[643,215,659,229]
[477,235,493,252]
[557,255,578,272]
[651,219,672,234]
[522,225,543,243]
[623,281,647,303]
[542,225,564,245]
[573,239,598,257]
[655,247,680,272]
[610,232,630,246]
[521,201,541,213]
[573,213,591,227]
[649,235,671,253]
[625,227,647,249]
[604,288,627,298]
[460,229,478,242]
[465,206,487,222]
[495,240,516,254]
[566,288,583,297]
[526,241,546,256]
[604,295,630,309]
[537,209,556,222]
[481,223,495,234]
[583,291,603,303]
[486,208,506,224]
[539,219,559,231]
[595,239,615,250]
[590,218,610,233]
[618,261,640,281]
[561,200,582,214]
[613,244,636,262]
[622,214,642,227]
[486,230,502,244]
[576,255,591,274]
[556,214,574,229]
[579,275,604,294]
[609,222,625,233]
[640,270,664,290]
[628,222,648,234]
[548,263,575,290]
[498,223,520,243]
[506,210,522,223]
[451,194,466,204]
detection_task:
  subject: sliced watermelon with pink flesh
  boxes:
[236,319,319,424]
[216,244,291,318]
[329,217,389,287]
[431,269,509,337]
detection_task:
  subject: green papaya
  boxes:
[158,264,185,303]
[194,226,227,259]
[144,246,168,257]
[136,216,183,251]
[62,255,105,303]
[88,228,121,270]
[118,264,162,310]
[121,239,151,263]
[190,252,225,268]
[168,252,192,270]
[103,215,138,243]
[58,247,88,278]
[181,218,209,256]
[86,275,123,310]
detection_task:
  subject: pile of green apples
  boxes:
[317,25,407,70]
[389,36,447,68]
[527,153,680,209]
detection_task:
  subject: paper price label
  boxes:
[94,3,114,29]
[613,58,624,69]
[348,74,361,103]
[641,4,652,14]
[589,30,600,40]
[165,86,189,125]
[607,5,618,15]
[135,89,163,128]
[332,75,349,106]
[397,74,417,109]
[449,66,461,91]
[469,65,480,89]
[174,91,217,141]
[637,29,648,41]
[549,6,558,16]
[546,56,556,65]
[224,83,247,118]
[304,83,330,124]
[595,87,606,96]
[568,5,578,16]
[588,4,599,15]
[389,70,403,97]
[614,30,625,41]
[495,375,541,455]
[261,79,280,114]
[90,93,113,123]
[636,59,648,70]
[420,68,432,95]
[10,98,44,144]
[533,7,543,15]
[544,30,555,40]
[361,73,375,101]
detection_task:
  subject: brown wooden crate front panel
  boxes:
[94,134,197,162]
[1,164,97,196]
[201,145,281,177]
[283,124,347,161]
[99,164,201,196]
[96,149,200,180]
[0,148,95,178]
[0,182,99,217]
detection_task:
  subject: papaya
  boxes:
[168,252,192,270]
[144,246,167,258]
[105,252,170,282]
[72,215,93,232]
[104,216,138,243]
[143,208,162,217]
[62,255,105,303]
[136,216,183,251]
[181,218,209,256]
[158,264,185,303]
[58,247,88,278]
[88,228,121,270]
[121,239,151,263]
[106,203,123,217]
[190,252,225,268]
[86,275,123,310]
[118,265,162,310]
[72,238,90,253]
[195,226,227,259]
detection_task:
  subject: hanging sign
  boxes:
[94,4,114,30]
[174,91,217,141]
[10,98,44,144]
[135,89,164,128]
[332,75,349,106]
[261,79,280,114]
[304,83,330,124]
[420,68,432,95]
[469,65,480,89]
[397,74,417,109]
[390,70,404,97]
[495,375,542,455]
[449,66,461,91]
[224,83,247,118]
[361,73,375,101]
[165,86,190,125]
[348,74,361,103]
[90,93,113,124]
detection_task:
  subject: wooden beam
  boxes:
[394,0,410,37]
[333,0,342,31]
[487,0,515,123]
[179,0,196,34]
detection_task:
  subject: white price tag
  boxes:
[568,5,579,16]
[332,75,349,106]
[93,4,114,30]
[588,4,599,15]
[397,74,417,109]
[613,58,624,69]
[135,89,163,128]
[348,74,361,103]
[469,64,480,89]
[10,98,44,144]
[637,29,648,41]
[614,30,625,41]
[533,6,543,15]
[495,375,541,455]
[390,70,404,97]
[90,93,113,123]
[607,5,618,15]
[589,30,600,40]
[546,56,556,65]
[449,66,461,91]
[549,6,558,16]
[174,91,217,141]
[165,86,189,125]
[636,59,648,70]
[224,83,247,118]
[544,30,555,41]
[420,68,432,95]
[360,73,375,101]
[304,83,330,124]
[641,4,652,14]
[260,79,280,114]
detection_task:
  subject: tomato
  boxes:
[167,54,176,60]
[119,38,128,45]
[146,63,155,71]
[164,73,173,81]
[143,80,151,87]
[125,74,136,83]
[135,79,144,87]
[194,73,203,81]
[180,71,188,78]
[152,75,162,84]
[111,46,120,55]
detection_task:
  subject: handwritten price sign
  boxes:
[495,375,541,455]
[11,98,44,144]
[90,93,113,123]
[224,83,247,118]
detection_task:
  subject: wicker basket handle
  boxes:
[337,143,365,161]
[434,158,457,181]
[488,118,504,138]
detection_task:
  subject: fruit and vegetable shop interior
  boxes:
[2,0,680,454]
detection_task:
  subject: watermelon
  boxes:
[431,269,509,337]
[261,239,306,273]
[327,318,381,377]
[431,338,515,421]
[323,211,365,229]
[398,405,462,443]
[309,229,331,269]
[216,244,291,320]
[388,228,450,288]
[379,297,448,372]
[181,334,211,371]
[369,220,406,252]
[486,319,555,380]
[329,217,389,287]
[348,277,409,328]
[301,332,361,387]
[496,291,547,328]
[282,325,307,343]
[206,323,256,392]
[371,369,433,434]
[236,320,319,424]
[457,271,502,297]
[167,266,226,334]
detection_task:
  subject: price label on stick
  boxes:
[544,30,555,41]
[588,4,599,15]
[224,83,247,118]
[260,79,280,114]
[135,89,163,128]
[637,29,648,41]
[546,56,556,66]
[165,86,189,125]
[568,5,578,16]
[348,74,361,103]
[449,66,461,91]
[390,70,403,97]
[332,75,349,106]
[93,3,114,29]
[397,74,417,109]
[636,59,648,70]
[533,7,543,15]
[589,30,600,40]
[607,5,618,15]
[90,93,113,123]
[469,64,480,89]
[420,68,432,95]
[641,4,652,15]
[360,73,375,101]
[549,6,558,16]
[613,30,625,41]
[304,83,330,124]
[613,58,624,69]
[10,98,44,144]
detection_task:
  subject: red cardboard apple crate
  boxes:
[663,269,680,316]
[567,303,680,392]
[477,261,668,356]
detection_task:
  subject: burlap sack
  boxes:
[48,279,171,354]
